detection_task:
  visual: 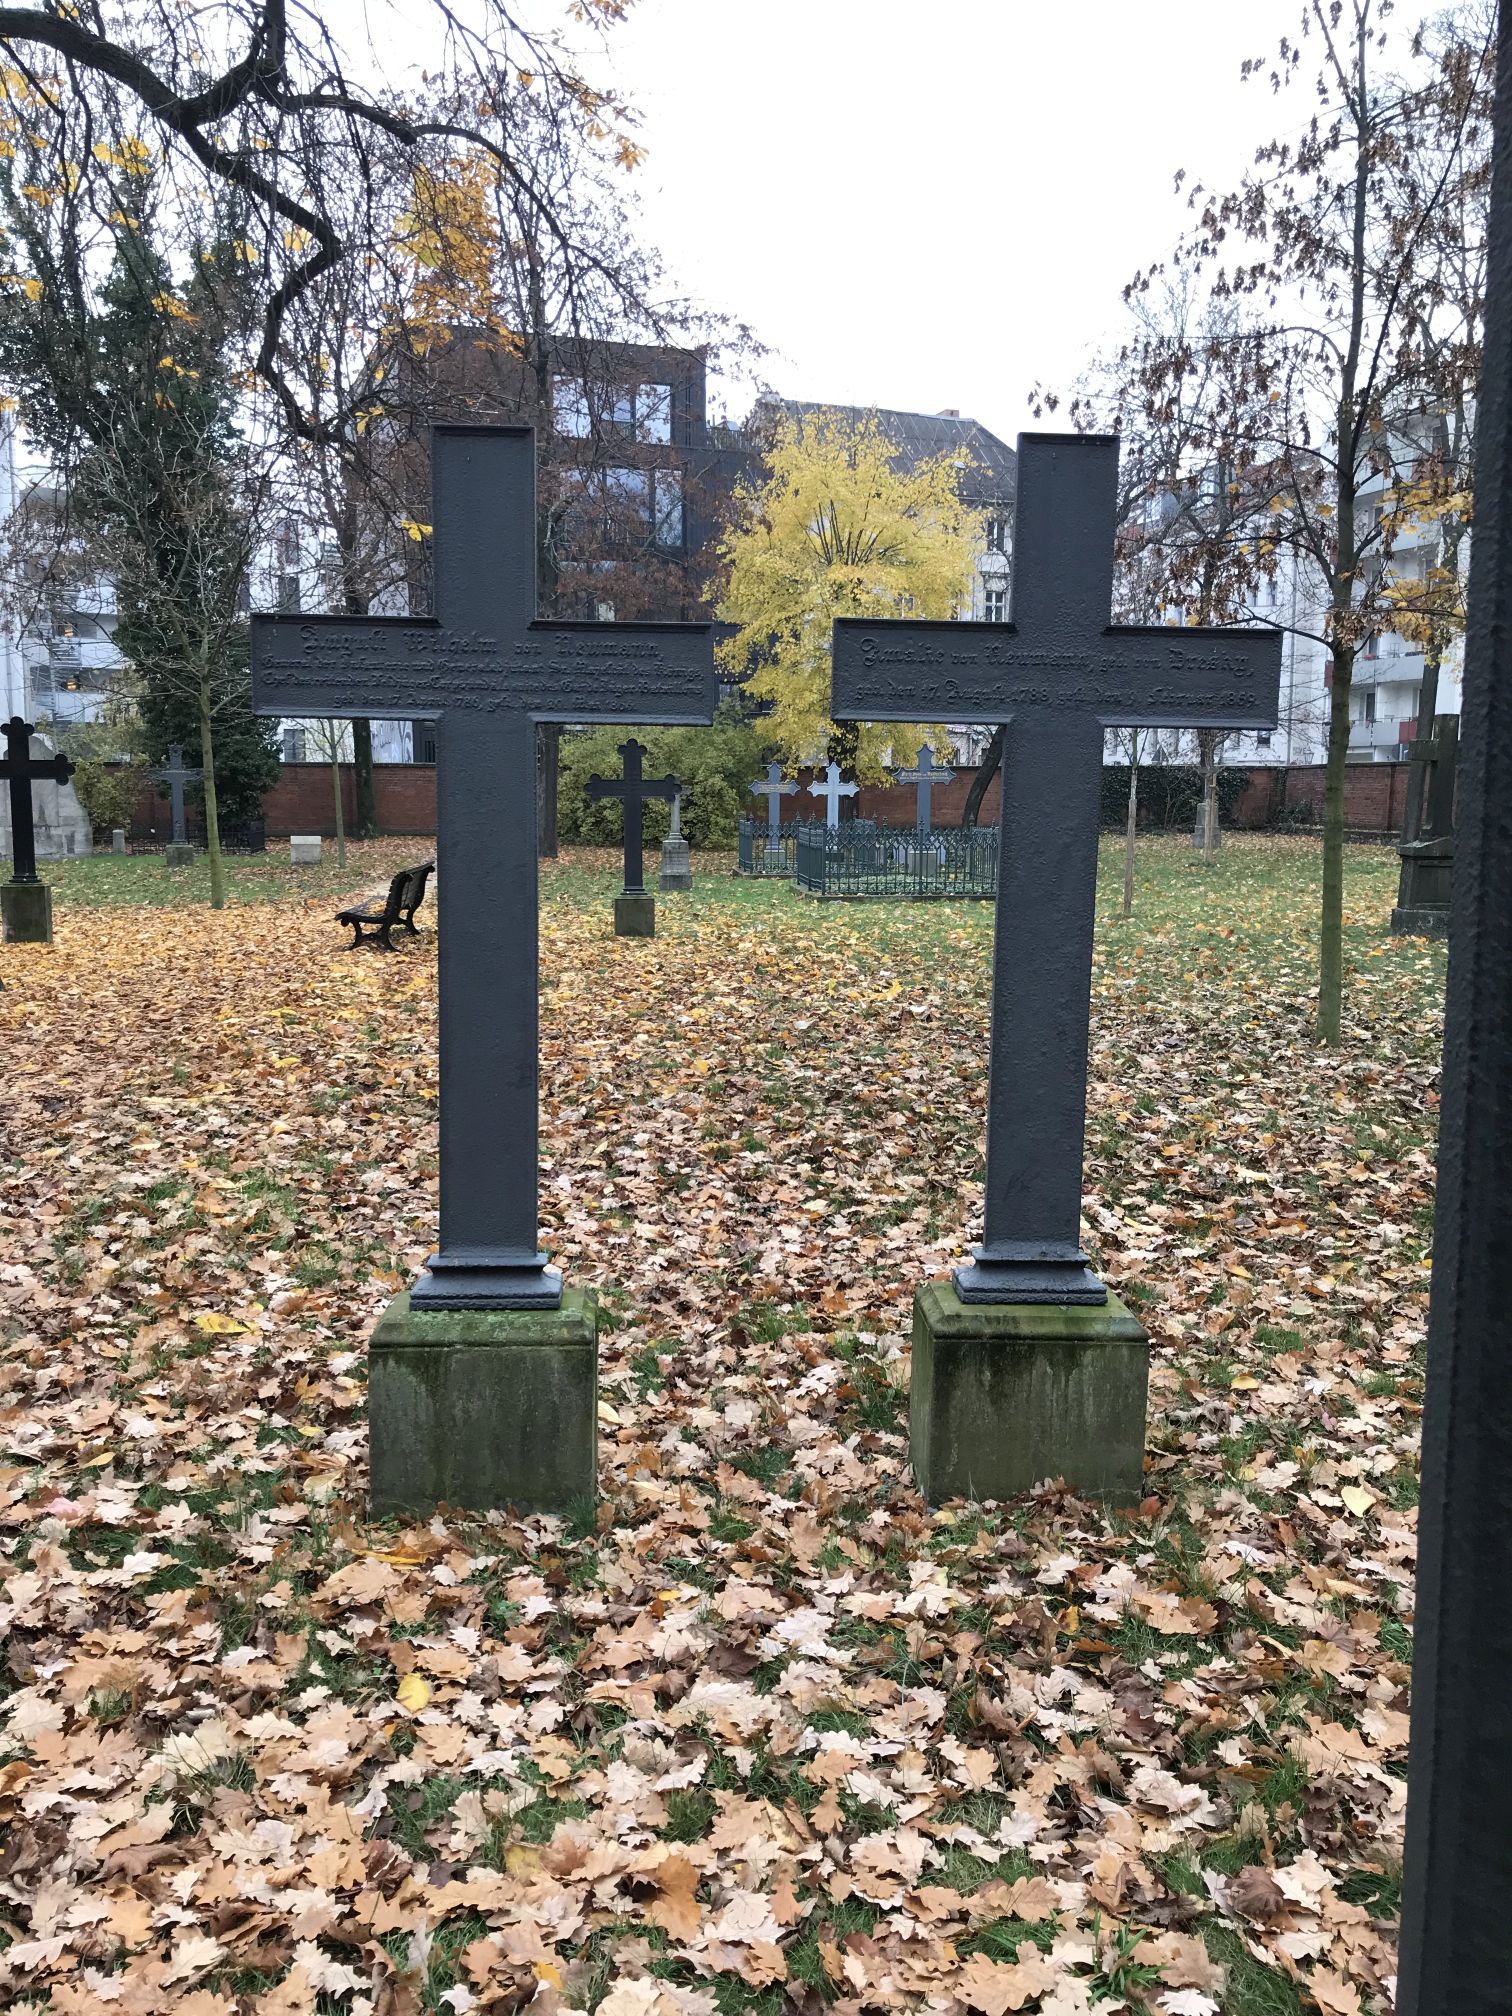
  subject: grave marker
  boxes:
[1,716,74,943]
[808,760,859,829]
[251,425,715,1513]
[897,742,953,830]
[1391,713,1457,939]
[587,737,680,934]
[150,744,203,866]
[832,433,1280,1501]
[660,788,693,892]
[750,759,797,867]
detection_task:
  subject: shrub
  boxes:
[70,757,147,838]
[558,705,780,850]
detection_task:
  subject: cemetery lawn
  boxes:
[0,835,428,909]
[0,835,1434,2016]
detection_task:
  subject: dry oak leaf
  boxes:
[1226,1864,1287,1922]
[1132,1591,1220,1636]
[972,1876,1061,1923]
[1306,1969,1365,2016]
[957,1948,1060,2014]
[646,1853,703,1941]
[1132,1932,1226,1993]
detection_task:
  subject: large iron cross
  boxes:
[2,716,74,884]
[587,738,679,894]
[251,426,715,1310]
[150,744,203,846]
[833,433,1281,1304]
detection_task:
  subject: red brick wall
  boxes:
[261,764,438,837]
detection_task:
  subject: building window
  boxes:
[984,514,1007,553]
[639,384,673,443]
[653,470,684,548]
[412,721,437,763]
[1256,730,1272,748]
[1355,689,1376,725]
[984,586,1006,622]
[282,727,306,763]
[552,376,592,437]
[277,572,301,614]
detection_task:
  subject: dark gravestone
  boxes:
[1,716,74,943]
[1391,713,1457,939]
[150,743,203,867]
[251,425,715,1512]
[833,433,1280,1500]
[1397,19,1512,2004]
[897,742,953,830]
[587,737,680,935]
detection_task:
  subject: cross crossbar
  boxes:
[587,738,679,894]
[2,716,74,884]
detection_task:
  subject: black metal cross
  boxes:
[251,426,715,1310]
[587,738,679,894]
[149,744,203,846]
[833,433,1281,1305]
[897,742,953,830]
[2,716,74,884]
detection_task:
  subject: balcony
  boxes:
[1348,719,1411,759]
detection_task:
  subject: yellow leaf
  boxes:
[395,1671,431,1714]
[1339,1485,1378,1517]
[1231,1374,1259,1391]
[192,1312,248,1335]
[505,1843,545,1878]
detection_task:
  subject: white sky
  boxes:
[590,0,1315,439]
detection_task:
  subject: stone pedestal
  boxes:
[659,837,692,892]
[1,880,53,943]
[910,1280,1148,1503]
[165,842,195,869]
[614,892,656,937]
[1391,836,1453,939]
[369,1286,598,1515]
[111,829,126,855]
[290,835,322,866]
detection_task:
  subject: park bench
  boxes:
[336,860,435,950]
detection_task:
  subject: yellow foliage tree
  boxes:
[715,409,975,778]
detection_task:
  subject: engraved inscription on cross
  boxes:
[834,433,1281,1305]
[251,426,715,1310]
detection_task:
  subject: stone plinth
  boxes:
[111,829,126,855]
[165,842,195,869]
[290,835,322,866]
[1391,836,1453,938]
[369,1286,598,1515]
[614,892,656,937]
[910,1281,1148,1504]
[2,880,53,943]
[659,837,692,892]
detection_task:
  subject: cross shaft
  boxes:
[2,717,74,884]
[587,738,679,894]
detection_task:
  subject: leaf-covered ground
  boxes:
[0,838,1441,2016]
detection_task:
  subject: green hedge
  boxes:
[1099,764,1251,831]
[558,706,781,850]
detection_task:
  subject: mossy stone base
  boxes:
[911,1280,1149,1504]
[614,892,656,937]
[2,880,53,943]
[369,1285,597,1516]
[165,842,196,868]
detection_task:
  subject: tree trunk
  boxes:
[537,723,559,858]
[960,725,1004,829]
[1317,651,1354,1045]
[1198,729,1220,864]
[197,668,225,911]
[329,724,347,870]
[1123,729,1140,918]
[352,717,377,837]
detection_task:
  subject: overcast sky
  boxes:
[589,0,1317,442]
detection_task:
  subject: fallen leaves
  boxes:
[0,839,1431,2014]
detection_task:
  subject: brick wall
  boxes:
[259,764,438,838]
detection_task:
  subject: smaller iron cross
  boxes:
[587,739,680,894]
[149,744,203,846]
[2,716,74,884]
[808,760,859,828]
[750,760,797,839]
[897,742,953,830]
